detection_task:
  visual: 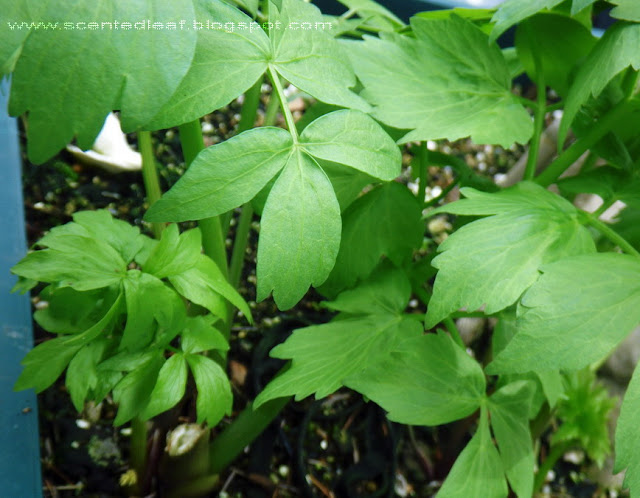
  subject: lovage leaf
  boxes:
[66,339,110,411]
[346,331,486,426]
[438,408,508,498]
[143,224,201,278]
[610,0,640,22]
[345,14,532,145]
[488,253,640,374]
[269,0,369,111]
[615,361,640,495]
[145,127,293,222]
[488,381,535,498]
[180,315,229,355]
[254,314,423,407]
[146,0,270,129]
[425,182,595,328]
[299,110,401,181]
[187,354,233,426]
[7,0,197,163]
[141,353,188,420]
[490,0,565,42]
[319,182,423,298]
[256,150,341,310]
[559,22,640,147]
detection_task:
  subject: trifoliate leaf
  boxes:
[257,150,341,310]
[254,315,422,407]
[559,22,640,148]
[146,127,293,222]
[112,351,165,426]
[425,182,595,328]
[187,354,233,426]
[299,110,401,181]
[346,331,486,426]
[319,182,423,298]
[141,353,188,420]
[489,381,535,498]
[488,253,640,374]
[438,408,508,498]
[7,0,197,163]
[143,224,201,278]
[345,14,532,145]
[615,361,640,495]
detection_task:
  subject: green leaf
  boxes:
[143,224,201,278]
[571,0,597,15]
[425,182,595,328]
[257,150,341,309]
[15,291,123,393]
[145,127,293,222]
[489,381,535,498]
[336,0,403,27]
[488,253,640,374]
[112,351,165,426]
[319,182,423,298]
[269,0,369,111]
[145,0,270,129]
[318,159,375,212]
[122,271,185,351]
[141,353,188,420]
[324,263,411,316]
[72,210,146,263]
[490,0,564,42]
[615,361,640,495]
[170,254,253,322]
[187,354,233,426]
[515,13,596,97]
[610,0,640,22]
[299,110,401,181]
[438,408,508,498]
[345,15,532,145]
[346,331,486,426]
[181,315,229,354]
[559,22,640,147]
[254,315,422,407]
[12,235,127,291]
[66,339,110,412]
[7,0,197,163]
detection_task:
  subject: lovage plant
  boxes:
[4,0,640,495]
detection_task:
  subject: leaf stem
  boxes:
[138,131,164,239]
[229,204,254,289]
[268,65,299,143]
[585,214,640,258]
[524,48,546,181]
[177,120,229,280]
[416,142,429,203]
[534,440,573,493]
[535,97,633,187]
[443,316,465,349]
[130,417,148,495]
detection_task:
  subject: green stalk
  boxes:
[534,440,573,493]
[443,316,465,350]
[237,78,262,133]
[417,142,429,203]
[130,414,148,494]
[138,131,164,239]
[268,66,298,142]
[177,121,229,281]
[524,47,546,181]
[229,203,254,289]
[585,214,640,258]
[535,98,633,187]
[209,397,290,474]
[263,89,280,126]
